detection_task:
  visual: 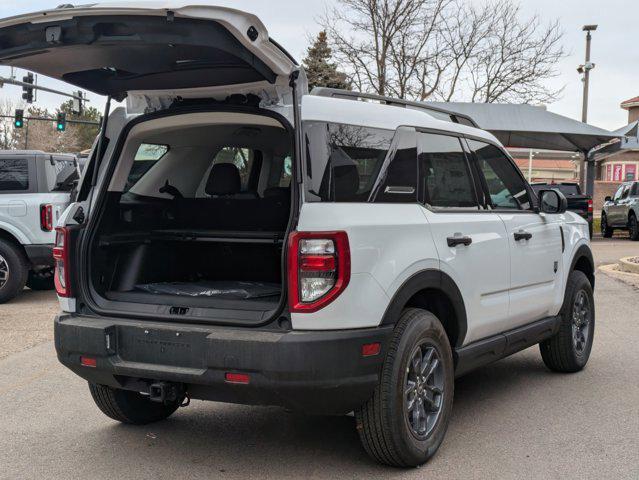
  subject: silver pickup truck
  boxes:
[0,150,78,302]
[601,181,639,240]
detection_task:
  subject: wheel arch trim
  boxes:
[380,269,468,348]
[570,244,595,289]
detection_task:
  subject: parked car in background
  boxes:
[601,181,639,240]
[0,151,79,302]
[531,182,593,238]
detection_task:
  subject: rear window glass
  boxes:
[125,144,168,191]
[304,122,394,202]
[0,157,29,191]
[532,184,580,197]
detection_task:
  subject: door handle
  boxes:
[447,236,473,247]
[514,231,533,241]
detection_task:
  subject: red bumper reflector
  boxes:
[225,372,250,384]
[80,356,97,368]
[361,342,381,357]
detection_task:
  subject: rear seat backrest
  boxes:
[173,166,289,232]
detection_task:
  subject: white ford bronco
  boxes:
[0,3,595,467]
[0,150,78,302]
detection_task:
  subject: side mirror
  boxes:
[539,189,567,214]
[604,196,612,203]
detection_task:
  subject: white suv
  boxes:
[0,3,595,467]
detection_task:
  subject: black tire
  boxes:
[629,213,639,241]
[0,238,28,304]
[355,308,454,467]
[540,271,594,373]
[88,383,181,425]
[27,268,55,291]
[601,213,613,238]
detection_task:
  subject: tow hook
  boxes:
[148,382,186,406]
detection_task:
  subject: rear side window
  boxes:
[304,122,394,202]
[633,183,639,196]
[418,133,477,209]
[556,184,581,196]
[468,140,532,210]
[125,144,168,191]
[0,157,29,191]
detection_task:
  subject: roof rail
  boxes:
[310,87,479,128]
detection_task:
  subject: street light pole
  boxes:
[578,24,598,196]
[528,149,534,182]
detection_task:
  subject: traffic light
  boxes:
[56,112,66,132]
[22,73,34,103]
[14,109,24,129]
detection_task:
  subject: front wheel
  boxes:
[355,309,454,467]
[601,214,613,238]
[629,214,639,241]
[540,270,594,373]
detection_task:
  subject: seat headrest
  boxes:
[333,164,360,200]
[206,163,241,196]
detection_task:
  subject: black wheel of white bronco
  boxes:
[0,238,28,304]
[89,383,182,425]
[355,308,454,467]
[540,270,594,373]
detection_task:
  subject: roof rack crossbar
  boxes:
[310,87,479,128]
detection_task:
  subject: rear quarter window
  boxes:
[125,144,168,191]
[304,122,394,202]
[0,157,29,191]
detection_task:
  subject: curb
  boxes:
[618,257,639,275]
[599,263,639,289]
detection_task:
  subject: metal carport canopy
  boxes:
[424,102,619,152]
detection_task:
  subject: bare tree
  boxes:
[465,1,564,103]
[0,99,23,150]
[321,0,565,104]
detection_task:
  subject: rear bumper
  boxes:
[54,314,393,414]
[24,244,54,267]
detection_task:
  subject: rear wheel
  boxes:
[0,239,28,304]
[540,271,594,373]
[27,268,55,291]
[601,214,613,238]
[629,214,639,241]
[89,383,182,425]
[355,308,454,467]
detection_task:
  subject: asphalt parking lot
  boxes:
[1,240,638,479]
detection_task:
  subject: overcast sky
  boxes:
[0,0,637,130]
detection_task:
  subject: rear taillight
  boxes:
[288,231,350,313]
[40,204,53,231]
[588,199,593,214]
[53,227,71,297]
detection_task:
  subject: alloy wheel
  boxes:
[0,254,9,289]
[404,343,445,439]
[572,290,591,354]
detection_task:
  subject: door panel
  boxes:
[499,213,563,325]
[423,209,511,344]
[417,132,510,345]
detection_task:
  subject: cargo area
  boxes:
[87,111,294,322]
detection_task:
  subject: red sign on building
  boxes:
[613,164,623,182]
[626,164,637,181]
